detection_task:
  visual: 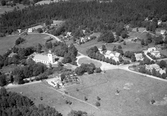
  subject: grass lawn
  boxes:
[0,33,49,55]
[0,4,26,15]
[78,57,102,68]
[9,69,167,116]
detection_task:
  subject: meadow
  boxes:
[9,69,167,116]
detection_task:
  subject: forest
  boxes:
[0,0,167,35]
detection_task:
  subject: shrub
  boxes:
[97,96,101,101]
[15,37,25,45]
[95,101,100,107]
[84,96,88,101]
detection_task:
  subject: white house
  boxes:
[33,51,57,65]
[145,64,166,75]
[158,20,162,25]
[147,47,156,53]
[151,51,161,58]
[99,49,120,62]
[160,30,166,35]
[146,47,161,58]
[134,53,143,61]
[28,28,33,33]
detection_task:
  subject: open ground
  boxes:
[0,4,25,15]
[9,69,167,116]
[0,33,49,55]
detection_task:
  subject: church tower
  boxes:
[48,50,53,64]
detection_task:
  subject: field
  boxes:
[0,4,25,15]
[9,69,167,116]
[0,35,20,55]
[78,57,102,68]
[19,33,49,48]
[0,33,49,55]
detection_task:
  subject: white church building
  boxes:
[33,50,58,65]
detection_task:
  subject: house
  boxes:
[17,29,21,33]
[146,47,161,58]
[145,64,166,75]
[156,29,167,35]
[158,20,162,25]
[99,49,120,62]
[151,51,161,58]
[28,28,33,33]
[131,37,140,42]
[147,47,156,52]
[134,53,143,61]
[160,30,166,35]
[33,50,58,65]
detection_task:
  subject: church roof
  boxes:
[33,54,49,61]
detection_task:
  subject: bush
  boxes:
[15,37,25,45]
[97,96,101,101]
[84,96,88,101]
[95,68,102,73]
[37,28,43,33]
[95,101,100,107]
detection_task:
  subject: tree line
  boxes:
[1,0,167,35]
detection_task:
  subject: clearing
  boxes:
[0,4,25,15]
[18,33,49,48]
[0,33,49,55]
[9,69,167,116]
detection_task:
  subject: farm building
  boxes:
[28,25,43,33]
[47,76,63,89]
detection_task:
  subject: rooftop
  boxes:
[33,54,49,61]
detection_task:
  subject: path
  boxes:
[42,32,62,42]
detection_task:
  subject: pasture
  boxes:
[78,57,102,68]
[9,69,167,116]
[0,33,49,55]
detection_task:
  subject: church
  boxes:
[33,50,58,65]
